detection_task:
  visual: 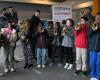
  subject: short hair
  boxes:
[81,17,88,21]
[35,10,40,13]
[86,7,92,11]
[67,19,74,26]
[96,12,100,16]
[55,22,60,27]
[48,21,53,25]
[8,6,13,8]
[1,7,6,12]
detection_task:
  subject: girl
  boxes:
[62,19,74,69]
[51,22,62,66]
[35,22,48,68]
[89,12,100,80]
[74,17,88,76]
[1,22,17,73]
[20,32,33,69]
[19,20,33,69]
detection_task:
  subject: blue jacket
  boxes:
[88,27,100,52]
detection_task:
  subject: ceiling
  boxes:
[0,0,92,5]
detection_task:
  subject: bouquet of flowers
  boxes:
[0,28,16,45]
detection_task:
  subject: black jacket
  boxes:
[88,27,100,52]
[31,15,41,29]
[8,12,18,24]
[27,15,41,40]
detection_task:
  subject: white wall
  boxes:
[0,2,52,20]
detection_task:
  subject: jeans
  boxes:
[89,51,100,80]
[76,48,87,71]
[3,45,15,68]
[62,46,73,64]
[37,48,46,65]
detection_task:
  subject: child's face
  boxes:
[8,23,12,28]
[80,19,86,24]
[66,20,71,26]
[95,15,100,23]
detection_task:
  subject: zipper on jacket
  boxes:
[94,34,98,51]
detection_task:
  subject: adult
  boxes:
[84,7,94,26]
[1,8,9,21]
[0,8,8,30]
[27,10,41,59]
[8,6,19,63]
[89,12,100,80]
[47,21,54,63]
[8,6,18,25]
[0,8,8,77]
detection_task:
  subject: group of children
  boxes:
[0,9,100,80]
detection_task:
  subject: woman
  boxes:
[89,12,100,80]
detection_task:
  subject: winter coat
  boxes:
[62,26,74,47]
[75,24,89,48]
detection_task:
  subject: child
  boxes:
[35,22,48,68]
[74,17,88,76]
[89,12,100,80]
[47,21,54,64]
[1,22,17,73]
[19,20,33,69]
[51,22,62,66]
[21,37,33,69]
[61,19,74,69]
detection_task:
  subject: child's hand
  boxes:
[92,26,98,31]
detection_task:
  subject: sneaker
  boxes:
[24,64,29,69]
[37,65,41,68]
[94,78,98,80]
[42,65,45,68]
[0,73,4,77]
[58,63,62,67]
[74,70,81,75]
[27,64,33,69]
[67,64,73,70]
[4,68,9,73]
[64,63,69,68]
[10,68,15,72]
[49,63,53,67]
[82,71,88,77]
[90,78,97,80]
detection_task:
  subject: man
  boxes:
[8,6,19,63]
[8,6,18,24]
[84,7,94,26]
[89,12,100,80]
[28,10,41,60]
[1,8,9,21]
[0,8,8,30]
[0,9,7,75]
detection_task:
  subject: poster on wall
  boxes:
[52,6,72,22]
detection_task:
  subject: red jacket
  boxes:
[75,24,89,48]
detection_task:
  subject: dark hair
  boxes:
[86,7,92,11]
[8,6,13,8]
[38,22,44,27]
[48,21,53,25]
[96,12,100,16]
[35,10,40,13]
[62,20,66,25]
[81,17,88,21]
[1,8,6,12]
[67,19,74,26]
[55,22,60,27]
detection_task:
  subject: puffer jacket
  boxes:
[75,24,89,48]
